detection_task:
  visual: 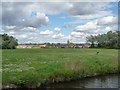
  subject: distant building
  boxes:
[17,44,47,48]
[17,43,91,49]
[82,44,91,48]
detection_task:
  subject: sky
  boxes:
[0,1,118,44]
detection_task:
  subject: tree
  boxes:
[67,40,70,45]
[86,31,119,49]
[0,34,18,49]
[67,40,74,47]
[86,35,96,48]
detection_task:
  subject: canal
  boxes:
[43,74,119,88]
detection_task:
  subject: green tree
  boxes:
[0,34,18,49]
[67,40,74,47]
[86,35,96,48]
[86,31,119,49]
[67,40,70,45]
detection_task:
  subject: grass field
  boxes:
[2,48,119,88]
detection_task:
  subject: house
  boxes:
[17,44,47,48]
[82,44,91,48]
[17,43,91,49]
[17,44,30,48]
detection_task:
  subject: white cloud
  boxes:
[40,30,53,35]
[66,2,110,15]
[24,12,49,27]
[21,27,37,31]
[74,15,117,34]
[63,35,72,40]
[44,2,111,16]
[52,33,64,39]
[6,25,16,30]
[71,11,113,20]
[68,26,112,42]
[9,31,15,34]
[62,11,114,28]
[2,2,111,26]
[105,26,111,31]
[54,27,61,32]
[97,16,118,25]
[94,26,113,34]
[1,2,117,44]
[2,3,49,28]
[71,31,89,39]
[75,20,98,31]
[0,28,5,34]
[18,34,28,39]
[71,31,84,37]
[2,2,113,29]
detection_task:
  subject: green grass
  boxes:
[2,48,119,88]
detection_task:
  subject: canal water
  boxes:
[43,74,119,88]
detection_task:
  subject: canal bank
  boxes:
[2,74,119,89]
[42,74,119,88]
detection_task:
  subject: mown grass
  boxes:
[2,48,119,88]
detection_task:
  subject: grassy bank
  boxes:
[2,48,119,88]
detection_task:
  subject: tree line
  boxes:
[0,34,18,49]
[0,31,119,49]
[86,31,120,49]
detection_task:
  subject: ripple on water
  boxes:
[44,74,119,88]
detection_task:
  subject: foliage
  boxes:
[0,34,18,49]
[67,40,74,47]
[86,31,120,49]
[67,40,70,45]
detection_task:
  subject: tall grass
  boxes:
[2,48,118,88]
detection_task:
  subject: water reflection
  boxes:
[45,74,119,88]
